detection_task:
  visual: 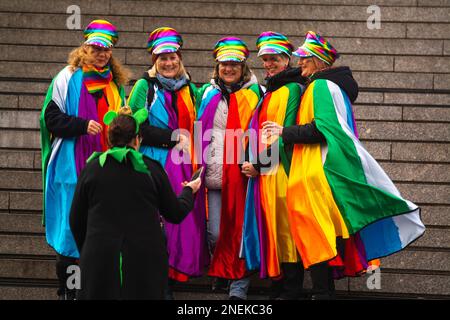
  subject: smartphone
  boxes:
[190,167,203,181]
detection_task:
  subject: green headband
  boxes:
[103,108,149,134]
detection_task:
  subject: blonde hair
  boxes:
[67,45,131,86]
[148,54,189,79]
[212,61,253,84]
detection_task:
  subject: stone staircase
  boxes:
[0,0,449,300]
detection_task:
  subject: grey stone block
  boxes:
[407,23,450,39]
[0,150,35,169]
[395,56,450,73]
[397,183,450,205]
[34,152,42,170]
[0,130,40,149]
[353,72,434,90]
[0,81,50,95]
[162,0,416,5]
[0,29,80,47]
[331,38,443,55]
[19,95,45,110]
[361,141,391,160]
[410,227,450,249]
[0,110,40,129]
[349,272,450,296]
[144,17,406,39]
[0,94,18,109]
[0,192,8,210]
[0,213,43,234]
[357,121,450,142]
[0,171,42,190]
[384,92,450,106]
[0,0,108,14]
[434,74,450,90]
[0,258,54,280]
[353,105,402,121]
[0,61,63,80]
[336,55,394,72]
[420,206,450,227]
[111,1,450,22]
[381,250,450,272]
[403,107,450,122]
[445,41,450,55]
[391,142,450,162]
[418,0,450,6]
[0,234,53,255]
[9,192,42,211]
[0,286,57,300]
[355,92,384,104]
[380,162,450,183]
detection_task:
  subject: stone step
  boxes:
[1,29,447,57]
[0,162,449,190]
[0,61,445,90]
[0,196,450,229]
[2,91,450,111]
[107,1,450,23]
[0,150,39,170]
[0,226,447,260]
[0,212,43,233]
[0,285,57,300]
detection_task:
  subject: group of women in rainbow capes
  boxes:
[40,19,425,300]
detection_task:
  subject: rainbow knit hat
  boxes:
[147,27,183,55]
[256,31,294,57]
[83,19,118,48]
[213,37,249,62]
[293,31,339,65]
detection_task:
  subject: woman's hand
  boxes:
[182,177,201,194]
[241,161,259,178]
[87,120,103,135]
[262,121,284,138]
[175,134,190,152]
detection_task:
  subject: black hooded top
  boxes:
[281,66,359,145]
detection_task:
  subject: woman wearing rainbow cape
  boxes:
[39,20,128,299]
[127,27,208,290]
[241,31,306,300]
[196,37,263,300]
[263,31,425,299]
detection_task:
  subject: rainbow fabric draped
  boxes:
[40,66,124,257]
[287,79,425,269]
[243,82,303,278]
[197,82,262,279]
[128,80,209,278]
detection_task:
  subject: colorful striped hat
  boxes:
[293,31,339,65]
[147,27,183,55]
[83,19,118,48]
[213,37,249,62]
[256,31,294,57]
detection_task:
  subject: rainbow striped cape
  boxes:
[40,66,124,257]
[128,79,209,278]
[196,78,262,279]
[243,82,304,278]
[287,79,425,269]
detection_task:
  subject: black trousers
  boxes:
[309,262,336,298]
[55,253,78,295]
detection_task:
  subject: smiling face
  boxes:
[155,52,181,79]
[85,45,112,68]
[297,56,329,77]
[260,54,289,77]
[218,61,243,85]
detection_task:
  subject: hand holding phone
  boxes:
[191,166,203,181]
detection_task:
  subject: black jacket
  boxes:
[69,153,194,299]
[281,66,359,145]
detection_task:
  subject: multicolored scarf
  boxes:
[82,64,113,93]
[197,79,262,280]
